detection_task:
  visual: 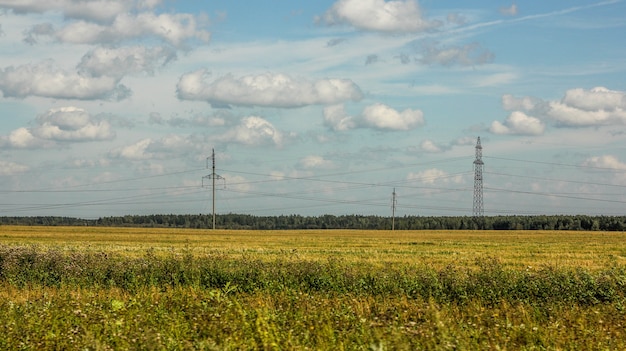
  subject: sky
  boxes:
[0,0,625,219]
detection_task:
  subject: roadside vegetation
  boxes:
[1,227,625,349]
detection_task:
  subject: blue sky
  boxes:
[0,0,625,218]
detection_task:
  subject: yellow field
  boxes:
[2,225,626,349]
[1,225,624,270]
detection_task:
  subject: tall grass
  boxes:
[1,245,625,306]
[1,244,625,349]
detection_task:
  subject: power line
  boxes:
[202,148,225,230]
[485,171,626,190]
[485,156,626,172]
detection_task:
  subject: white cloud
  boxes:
[55,13,210,46]
[420,140,443,153]
[34,107,114,142]
[112,138,153,160]
[548,87,626,127]
[298,155,335,170]
[502,94,539,111]
[323,104,356,131]
[407,168,463,184]
[561,87,626,112]
[0,160,30,176]
[583,155,626,184]
[583,155,626,170]
[63,1,135,23]
[324,103,425,131]
[494,87,626,134]
[0,106,114,148]
[0,61,129,100]
[0,0,155,22]
[453,136,477,147]
[319,0,442,33]
[548,101,626,127]
[177,71,363,108]
[489,111,545,136]
[217,116,284,147]
[361,103,424,130]
[110,134,202,161]
[14,4,209,47]
[0,128,44,149]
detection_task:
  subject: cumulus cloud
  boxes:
[5,0,210,47]
[298,155,335,170]
[47,12,210,46]
[324,103,425,131]
[121,116,287,157]
[583,155,626,170]
[0,128,46,149]
[490,87,626,135]
[583,155,626,183]
[502,94,540,111]
[0,45,175,100]
[318,0,442,33]
[323,104,357,131]
[0,0,154,22]
[0,61,130,100]
[419,42,495,67]
[177,71,363,108]
[34,107,115,141]
[362,103,424,130]
[0,160,30,176]
[548,87,626,127]
[408,137,474,154]
[110,134,202,160]
[217,116,284,147]
[112,138,153,160]
[420,139,443,153]
[407,168,463,184]
[489,111,545,136]
[0,106,114,149]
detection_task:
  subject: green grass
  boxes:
[1,226,626,350]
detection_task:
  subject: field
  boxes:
[1,226,625,350]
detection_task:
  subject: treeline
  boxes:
[1,214,625,231]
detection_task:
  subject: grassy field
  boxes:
[1,226,625,350]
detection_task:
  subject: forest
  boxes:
[0,213,625,231]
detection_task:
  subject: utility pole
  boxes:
[202,148,224,229]
[391,188,397,231]
[473,137,484,217]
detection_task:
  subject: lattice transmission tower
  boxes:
[473,137,484,217]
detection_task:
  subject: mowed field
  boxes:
[1,226,626,350]
[3,225,625,268]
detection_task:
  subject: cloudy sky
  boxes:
[1,0,625,219]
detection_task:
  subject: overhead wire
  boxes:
[2,151,625,216]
